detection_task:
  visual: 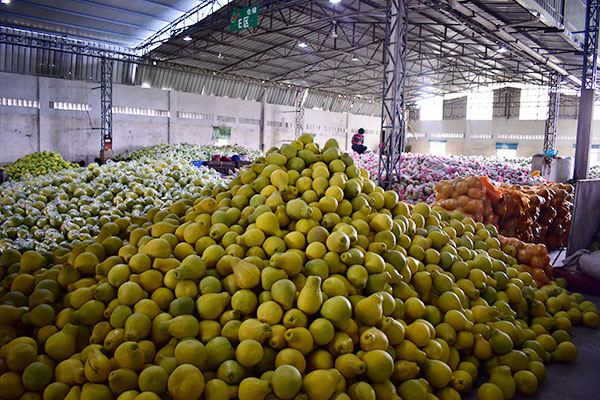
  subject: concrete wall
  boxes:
[0,72,381,164]
[2,70,598,165]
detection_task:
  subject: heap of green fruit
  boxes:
[0,159,224,253]
[3,151,79,181]
[0,135,598,400]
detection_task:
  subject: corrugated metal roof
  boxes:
[143,0,586,101]
[0,0,203,47]
[0,26,137,83]
[0,0,591,117]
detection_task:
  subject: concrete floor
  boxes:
[465,294,600,399]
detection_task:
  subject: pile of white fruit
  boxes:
[0,159,225,252]
[114,143,263,163]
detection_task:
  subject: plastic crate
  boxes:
[191,160,205,168]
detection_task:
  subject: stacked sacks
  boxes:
[434,176,498,227]
[495,183,573,249]
[0,135,598,400]
[434,176,574,250]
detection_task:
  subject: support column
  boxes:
[574,0,600,180]
[260,88,266,151]
[345,112,350,151]
[36,76,41,152]
[294,88,307,139]
[575,89,595,179]
[543,73,560,154]
[167,90,172,144]
[378,0,409,189]
[100,57,113,162]
[37,77,50,152]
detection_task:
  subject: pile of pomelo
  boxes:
[0,135,598,400]
[3,151,79,181]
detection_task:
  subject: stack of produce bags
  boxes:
[433,177,573,250]
[434,176,498,227]
[495,183,573,248]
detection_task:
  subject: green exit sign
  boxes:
[230,5,259,32]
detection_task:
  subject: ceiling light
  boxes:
[217,53,223,59]
[497,47,507,53]
[152,61,157,65]
[183,35,192,41]
[331,31,338,38]
[352,55,359,61]
[1,0,11,4]
[298,42,308,48]
[330,0,342,4]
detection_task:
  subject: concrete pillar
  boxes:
[259,89,266,151]
[37,77,49,152]
[167,90,173,144]
[36,77,41,152]
[574,88,595,180]
[345,113,350,151]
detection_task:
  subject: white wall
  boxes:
[3,70,595,165]
[0,72,381,164]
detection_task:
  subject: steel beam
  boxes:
[100,58,113,153]
[378,0,409,189]
[575,0,600,180]
[544,73,560,154]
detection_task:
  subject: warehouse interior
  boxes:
[1,0,598,164]
[1,1,600,399]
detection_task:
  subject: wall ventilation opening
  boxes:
[470,134,493,139]
[1,98,39,108]
[112,106,169,117]
[497,134,544,140]
[217,115,236,123]
[49,101,91,111]
[430,133,465,139]
[177,111,214,120]
[239,118,260,125]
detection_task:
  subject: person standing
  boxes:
[352,128,367,154]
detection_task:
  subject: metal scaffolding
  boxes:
[574,0,600,180]
[294,89,307,138]
[378,0,409,189]
[100,57,113,153]
[543,73,561,154]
